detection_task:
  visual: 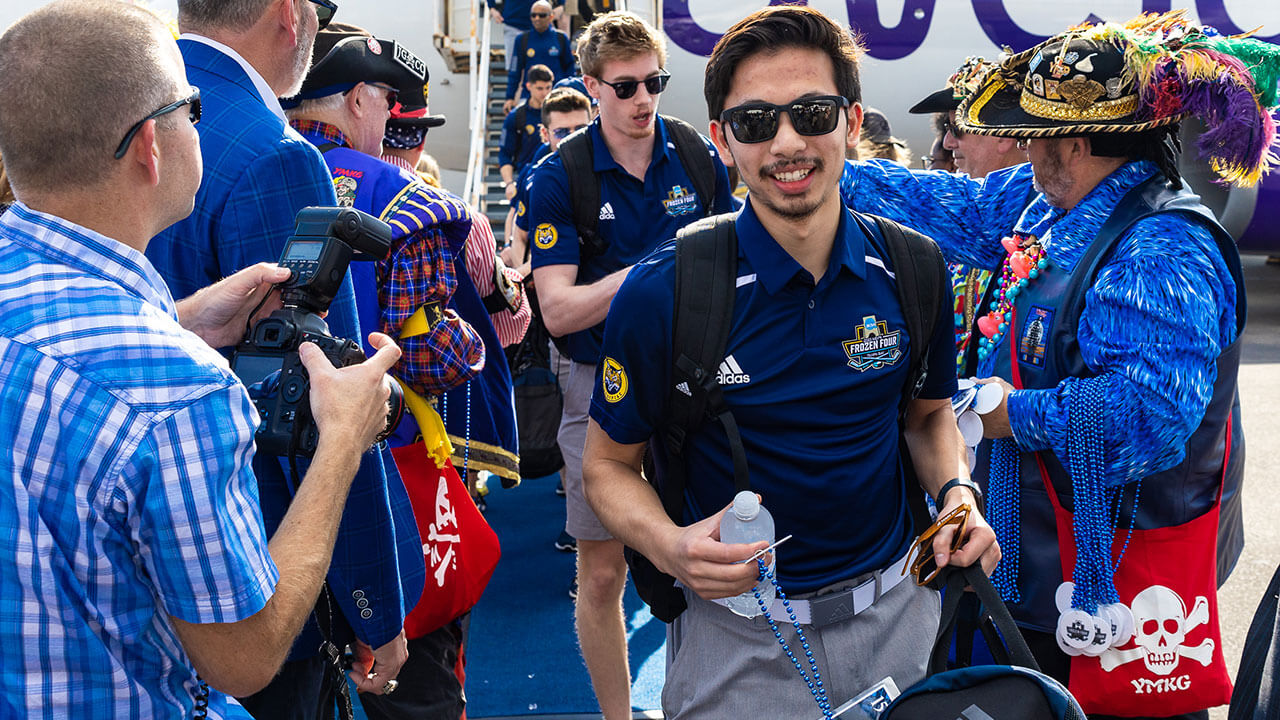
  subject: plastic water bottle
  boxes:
[719,491,775,617]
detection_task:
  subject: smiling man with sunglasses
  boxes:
[582,7,998,717]
[527,11,733,719]
[148,1,431,718]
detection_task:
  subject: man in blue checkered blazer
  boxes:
[147,0,425,714]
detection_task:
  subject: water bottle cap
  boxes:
[732,491,759,521]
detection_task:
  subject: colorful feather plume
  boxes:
[1096,10,1280,186]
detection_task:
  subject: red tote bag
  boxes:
[1039,443,1232,716]
[1004,304,1231,715]
[390,441,501,638]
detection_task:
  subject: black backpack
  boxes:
[625,210,950,623]
[880,564,1086,719]
[533,115,722,356]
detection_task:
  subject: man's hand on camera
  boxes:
[300,332,403,454]
[348,630,409,695]
[177,263,292,349]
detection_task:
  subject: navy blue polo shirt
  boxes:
[499,103,543,170]
[589,200,958,593]
[529,115,733,363]
[506,27,575,100]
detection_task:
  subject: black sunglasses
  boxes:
[720,95,849,144]
[114,89,202,160]
[596,70,670,100]
[943,118,965,139]
[346,82,398,111]
[308,0,337,30]
[550,124,588,140]
[530,11,549,18]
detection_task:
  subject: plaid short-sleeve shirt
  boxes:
[0,204,277,719]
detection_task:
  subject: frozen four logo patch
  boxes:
[842,315,902,372]
[662,185,698,217]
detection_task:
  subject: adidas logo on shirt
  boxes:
[599,202,615,221]
[676,381,692,397]
[716,355,750,386]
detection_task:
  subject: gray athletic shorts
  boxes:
[560,361,613,541]
[663,560,941,719]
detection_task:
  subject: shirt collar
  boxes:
[180,33,286,121]
[589,115,676,173]
[1,203,177,317]
[289,119,353,149]
[736,197,866,296]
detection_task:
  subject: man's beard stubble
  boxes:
[282,22,317,99]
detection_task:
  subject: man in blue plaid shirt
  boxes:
[0,2,403,718]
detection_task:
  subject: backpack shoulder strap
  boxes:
[865,214,947,535]
[556,130,606,258]
[661,212,746,520]
[871,214,947,420]
[518,31,530,60]
[662,115,719,217]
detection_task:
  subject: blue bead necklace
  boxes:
[1065,375,1138,612]
[753,559,834,718]
[987,437,1022,603]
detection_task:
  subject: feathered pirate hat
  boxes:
[957,10,1280,185]
[909,56,997,114]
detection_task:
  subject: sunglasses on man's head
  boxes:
[550,124,588,140]
[308,0,337,29]
[596,70,670,100]
[114,88,201,159]
[720,95,849,144]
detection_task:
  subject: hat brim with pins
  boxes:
[957,10,1280,186]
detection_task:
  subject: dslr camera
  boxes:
[232,207,405,457]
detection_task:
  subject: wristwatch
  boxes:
[936,477,984,515]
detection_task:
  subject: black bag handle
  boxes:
[930,564,1040,676]
[1229,561,1280,720]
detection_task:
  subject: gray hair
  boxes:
[178,0,276,33]
[0,0,180,195]
[285,93,346,120]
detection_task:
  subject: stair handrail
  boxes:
[462,0,493,208]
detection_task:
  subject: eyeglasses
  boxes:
[114,89,202,160]
[903,503,971,587]
[596,70,670,100]
[720,95,848,144]
[350,82,398,111]
[943,118,965,139]
[308,0,337,30]
[550,124,588,140]
[530,11,549,18]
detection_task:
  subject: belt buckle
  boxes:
[809,587,858,628]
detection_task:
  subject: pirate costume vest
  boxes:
[971,175,1246,634]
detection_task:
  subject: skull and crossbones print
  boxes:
[1100,585,1215,675]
